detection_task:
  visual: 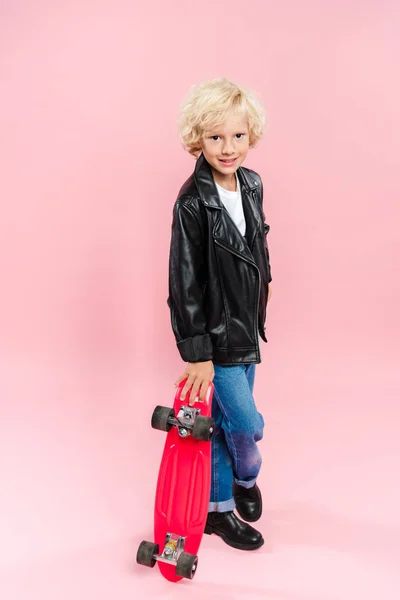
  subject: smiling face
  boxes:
[200,110,250,189]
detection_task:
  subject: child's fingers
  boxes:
[198,380,209,402]
[189,380,202,406]
[180,375,195,402]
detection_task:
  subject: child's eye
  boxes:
[211,133,245,141]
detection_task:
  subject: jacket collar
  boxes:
[193,152,262,263]
[194,152,259,209]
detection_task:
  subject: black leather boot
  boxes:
[204,510,264,550]
[233,482,262,522]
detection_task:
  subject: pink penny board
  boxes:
[154,379,214,582]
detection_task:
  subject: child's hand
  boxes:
[174,360,214,406]
[267,284,272,302]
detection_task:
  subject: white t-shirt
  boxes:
[215,171,246,237]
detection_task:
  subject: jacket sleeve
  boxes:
[167,200,213,363]
[259,179,272,283]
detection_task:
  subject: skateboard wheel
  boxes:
[176,552,198,580]
[151,406,175,432]
[192,416,215,441]
[136,540,159,568]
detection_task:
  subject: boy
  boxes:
[167,78,272,551]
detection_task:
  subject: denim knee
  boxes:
[254,412,265,442]
[227,410,264,443]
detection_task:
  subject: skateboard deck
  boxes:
[148,379,214,582]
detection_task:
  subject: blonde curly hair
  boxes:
[177,77,267,159]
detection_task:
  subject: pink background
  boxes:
[1,1,399,598]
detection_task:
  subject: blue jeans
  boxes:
[208,363,265,513]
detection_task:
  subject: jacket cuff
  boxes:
[177,334,213,362]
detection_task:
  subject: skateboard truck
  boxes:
[156,532,186,565]
[173,406,201,438]
[137,533,199,579]
[152,405,215,441]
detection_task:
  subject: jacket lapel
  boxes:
[194,152,262,265]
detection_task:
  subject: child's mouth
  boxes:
[218,158,237,166]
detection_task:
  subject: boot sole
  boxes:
[204,524,264,551]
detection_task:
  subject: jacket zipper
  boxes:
[214,237,261,356]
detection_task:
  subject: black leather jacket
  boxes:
[167,152,272,365]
